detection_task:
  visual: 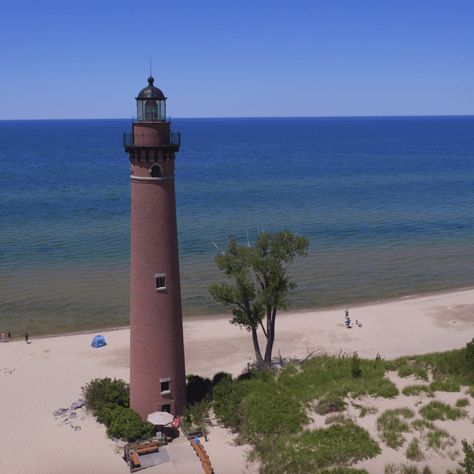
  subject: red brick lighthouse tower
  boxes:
[124,76,186,419]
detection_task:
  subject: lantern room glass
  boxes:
[137,99,166,121]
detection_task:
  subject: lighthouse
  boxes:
[123,76,186,419]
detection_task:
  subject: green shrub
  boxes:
[419,401,464,421]
[212,371,233,386]
[81,378,129,411]
[186,374,212,405]
[94,405,120,427]
[377,408,414,449]
[106,407,155,442]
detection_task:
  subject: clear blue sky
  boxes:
[1,0,473,119]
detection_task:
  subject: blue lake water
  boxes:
[1,116,474,334]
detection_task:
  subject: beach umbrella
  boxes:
[147,411,174,426]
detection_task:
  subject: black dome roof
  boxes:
[136,76,166,100]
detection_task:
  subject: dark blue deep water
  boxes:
[1,117,474,334]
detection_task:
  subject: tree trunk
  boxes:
[263,308,277,368]
[251,327,264,369]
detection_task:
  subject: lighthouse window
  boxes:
[145,100,158,120]
[150,165,161,178]
[160,378,171,394]
[155,273,166,291]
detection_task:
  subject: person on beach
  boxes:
[344,313,352,328]
[25,332,29,343]
[8,332,11,339]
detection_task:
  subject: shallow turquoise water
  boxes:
[1,117,473,334]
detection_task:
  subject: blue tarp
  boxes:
[91,335,106,348]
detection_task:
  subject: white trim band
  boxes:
[130,175,174,181]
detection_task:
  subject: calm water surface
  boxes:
[1,117,474,334]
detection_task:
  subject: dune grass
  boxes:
[402,385,433,396]
[210,340,474,472]
[398,365,429,382]
[419,401,464,421]
[385,464,433,474]
[254,421,380,474]
[455,398,469,408]
[377,408,415,449]
[406,438,424,461]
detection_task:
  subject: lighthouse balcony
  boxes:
[123,131,180,150]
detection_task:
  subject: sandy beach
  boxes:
[1,288,474,474]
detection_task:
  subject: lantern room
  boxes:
[136,76,167,121]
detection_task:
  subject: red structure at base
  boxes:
[124,77,186,419]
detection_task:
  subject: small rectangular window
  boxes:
[155,273,166,291]
[160,377,171,394]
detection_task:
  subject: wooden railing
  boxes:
[191,439,214,474]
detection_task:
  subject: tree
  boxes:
[209,230,309,369]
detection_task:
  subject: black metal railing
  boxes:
[123,131,180,147]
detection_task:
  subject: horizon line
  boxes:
[1,113,474,122]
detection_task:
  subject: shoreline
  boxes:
[16,284,474,341]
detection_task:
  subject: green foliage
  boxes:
[393,346,474,395]
[429,379,460,392]
[402,385,433,396]
[241,381,307,441]
[106,407,155,442]
[209,231,309,367]
[426,427,451,449]
[257,421,380,474]
[182,399,210,434]
[419,401,464,421]
[211,371,233,386]
[351,352,362,378]
[398,364,429,382]
[406,438,424,461]
[465,338,474,372]
[377,408,415,449]
[315,395,346,415]
[456,398,470,408]
[212,379,253,430]
[81,377,129,412]
[94,405,120,427]
[460,439,474,474]
[186,374,212,405]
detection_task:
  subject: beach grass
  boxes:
[377,408,415,449]
[253,421,380,474]
[419,401,464,421]
[406,438,424,461]
[455,398,470,407]
[402,385,433,396]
